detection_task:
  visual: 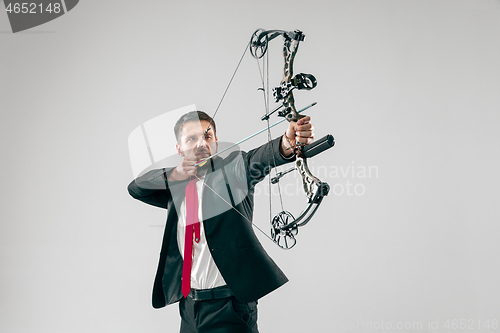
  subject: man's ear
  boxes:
[176,144,183,157]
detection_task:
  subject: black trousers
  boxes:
[179,296,259,333]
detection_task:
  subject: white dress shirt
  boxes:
[176,174,226,290]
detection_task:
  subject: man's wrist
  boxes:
[168,167,182,181]
[280,133,295,158]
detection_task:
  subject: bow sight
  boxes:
[250,29,318,123]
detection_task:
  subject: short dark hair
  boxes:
[174,111,216,143]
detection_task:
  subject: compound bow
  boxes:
[249,29,333,249]
[201,29,334,249]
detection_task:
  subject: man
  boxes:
[128,111,314,332]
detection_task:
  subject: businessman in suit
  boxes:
[128,111,314,332]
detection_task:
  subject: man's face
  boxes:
[176,120,218,162]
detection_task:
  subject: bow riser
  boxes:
[279,31,302,122]
[296,157,321,201]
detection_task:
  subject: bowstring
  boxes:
[255,42,286,226]
[204,41,250,137]
[197,175,276,244]
[195,41,251,158]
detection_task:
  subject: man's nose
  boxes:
[196,136,208,147]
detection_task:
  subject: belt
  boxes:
[188,285,233,301]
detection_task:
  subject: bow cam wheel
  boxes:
[271,211,298,249]
[250,29,268,59]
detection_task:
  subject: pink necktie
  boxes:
[182,176,201,298]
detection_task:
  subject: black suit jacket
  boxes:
[128,137,292,308]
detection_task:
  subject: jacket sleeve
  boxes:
[244,136,295,186]
[127,168,173,209]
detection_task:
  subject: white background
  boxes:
[1,0,499,332]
